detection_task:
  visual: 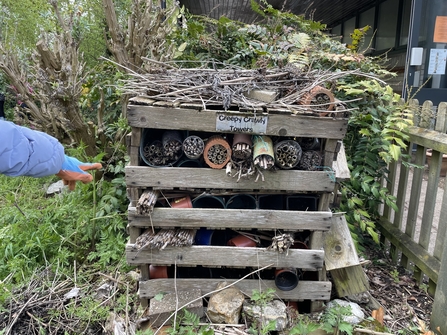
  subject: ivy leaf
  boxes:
[343,88,366,95]
[389,144,402,161]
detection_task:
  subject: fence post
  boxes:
[430,234,447,334]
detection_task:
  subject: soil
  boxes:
[359,242,434,333]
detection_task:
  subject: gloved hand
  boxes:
[56,155,102,191]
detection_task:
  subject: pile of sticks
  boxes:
[268,233,295,254]
[121,60,360,115]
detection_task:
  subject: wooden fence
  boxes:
[378,100,447,332]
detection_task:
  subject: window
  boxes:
[376,0,399,50]
[399,0,412,45]
[342,17,356,44]
[359,7,375,52]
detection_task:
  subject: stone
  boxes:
[148,289,203,327]
[242,299,288,331]
[326,299,365,324]
[207,282,245,324]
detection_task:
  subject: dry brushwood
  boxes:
[267,233,295,254]
[120,60,363,115]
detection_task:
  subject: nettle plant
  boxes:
[168,0,413,244]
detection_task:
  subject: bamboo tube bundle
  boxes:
[298,150,323,171]
[142,140,165,166]
[232,133,253,161]
[268,233,295,254]
[162,130,183,163]
[203,135,232,169]
[183,135,204,159]
[252,135,275,170]
[300,85,335,116]
[136,190,160,215]
[135,228,197,251]
[274,140,302,169]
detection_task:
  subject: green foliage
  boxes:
[167,309,213,335]
[289,315,320,335]
[320,302,354,335]
[337,80,414,245]
[347,25,371,52]
[250,288,276,307]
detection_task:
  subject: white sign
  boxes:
[428,49,447,75]
[216,113,268,133]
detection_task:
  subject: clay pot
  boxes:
[227,234,257,247]
[203,135,232,169]
[149,265,169,279]
[171,195,193,208]
[300,85,335,116]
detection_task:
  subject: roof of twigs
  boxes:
[121,59,371,116]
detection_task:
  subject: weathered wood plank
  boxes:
[125,166,336,192]
[128,207,333,230]
[407,127,447,153]
[329,265,369,297]
[378,218,440,283]
[126,245,324,270]
[333,142,350,181]
[324,214,360,271]
[127,105,348,139]
[419,150,441,250]
[138,279,332,301]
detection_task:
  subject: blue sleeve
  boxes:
[0,120,65,177]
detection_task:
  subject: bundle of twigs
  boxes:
[136,190,159,215]
[135,228,197,250]
[118,58,368,114]
[267,233,295,254]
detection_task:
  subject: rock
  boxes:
[242,299,288,331]
[207,282,245,324]
[326,299,365,324]
[148,289,203,327]
[46,180,67,195]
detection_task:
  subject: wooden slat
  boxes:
[419,150,441,250]
[125,166,336,192]
[407,127,447,153]
[126,245,324,270]
[138,279,331,301]
[378,218,440,283]
[405,145,426,238]
[127,105,348,139]
[128,207,332,230]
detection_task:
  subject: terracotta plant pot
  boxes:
[227,234,257,247]
[300,85,335,116]
[171,195,193,208]
[149,265,169,279]
[203,135,232,169]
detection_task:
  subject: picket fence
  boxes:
[378,100,447,332]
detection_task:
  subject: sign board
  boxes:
[434,16,447,43]
[216,113,268,134]
[428,49,447,75]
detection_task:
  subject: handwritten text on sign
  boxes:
[216,113,268,133]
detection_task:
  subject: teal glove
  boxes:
[56,155,102,190]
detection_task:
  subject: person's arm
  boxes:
[0,120,65,177]
[0,120,101,189]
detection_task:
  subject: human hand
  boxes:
[56,155,102,190]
